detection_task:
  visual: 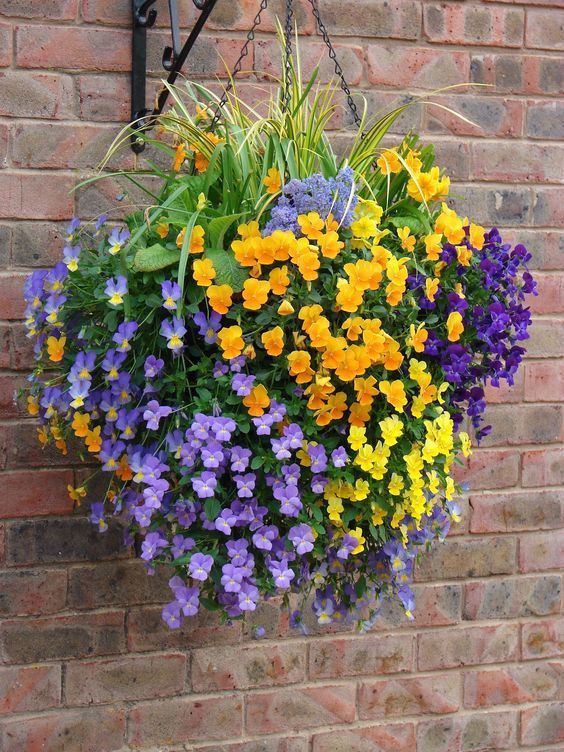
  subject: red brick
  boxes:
[0,707,125,752]
[0,273,27,319]
[464,662,561,708]
[521,702,564,746]
[533,187,564,227]
[0,373,27,418]
[0,173,74,220]
[367,45,469,88]
[192,741,309,752]
[0,0,78,19]
[128,605,242,652]
[424,3,524,47]
[309,634,414,680]
[469,490,563,533]
[418,624,520,671]
[410,584,462,627]
[519,530,564,572]
[192,642,306,691]
[415,537,517,582]
[312,722,415,752]
[530,273,564,314]
[0,22,11,67]
[522,447,564,487]
[502,230,564,271]
[455,448,520,490]
[472,142,564,183]
[426,95,524,139]
[0,610,125,664]
[16,25,130,71]
[417,710,518,752]
[522,619,564,660]
[0,469,74,519]
[65,653,186,705]
[526,320,564,358]
[483,368,524,404]
[313,0,421,40]
[11,221,66,268]
[525,361,564,402]
[523,54,564,95]
[0,568,67,616]
[12,123,125,170]
[67,559,170,609]
[128,695,243,747]
[526,8,564,50]
[246,685,356,734]
[146,32,255,79]
[527,99,564,140]
[359,675,460,720]
[0,664,61,715]
[464,575,561,620]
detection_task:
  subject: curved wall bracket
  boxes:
[131,0,219,153]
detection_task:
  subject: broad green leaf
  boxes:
[204,248,248,292]
[388,216,426,235]
[133,243,180,272]
[207,213,243,248]
[204,497,220,521]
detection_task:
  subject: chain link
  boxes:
[281,0,294,114]
[211,0,362,131]
[210,0,269,129]
[307,0,362,129]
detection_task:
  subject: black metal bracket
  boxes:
[131,0,220,153]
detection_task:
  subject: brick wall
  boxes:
[0,1,563,750]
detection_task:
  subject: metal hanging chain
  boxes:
[281,0,294,114]
[307,0,362,129]
[210,0,269,129]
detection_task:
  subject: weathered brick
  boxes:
[358,675,461,720]
[316,0,421,39]
[9,323,36,370]
[503,229,564,271]
[526,8,564,50]
[0,468,74,518]
[410,584,462,627]
[67,559,170,609]
[128,695,243,747]
[16,25,130,70]
[464,662,561,708]
[65,653,186,705]
[0,664,61,715]
[0,610,125,664]
[432,140,471,182]
[12,123,125,170]
[0,273,27,319]
[0,374,27,418]
[527,99,564,140]
[312,722,415,752]
[0,0,78,19]
[127,605,242,652]
[417,710,518,752]
[450,184,532,227]
[519,530,564,572]
[525,361,564,402]
[479,403,564,447]
[483,368,525,405]
[470,490,563,533]
[522,704,564,747]
[367,46,469,88]
[192,642,306,691]
[524,54,564,95]
[0,173,74,220]
[532,187,564,227]
[10,220,66,267]
[522,619,564,660]
[256,40,364,86]
[418,624,520,670]
[0,22,11,66]
[424,3,524,47]
[522,446,564,486]
[0,568,67,616]
[415,537,517,581]
[1,422,82,469]
[246,686,356,734]
[0,71,75,119]
[78,74,131,121]
[525,319,564,358]
[0,707,125,752]
[193,740,309,752]
[426,96,524,138]
[463,575,561,620]
[472,142,564,183]
[454,448,520,490]
[309,633,414,680]
[4,517,128,565]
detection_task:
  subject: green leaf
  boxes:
[133,243,180,272]
[388,216,425,234]
[204,248,248,292]
[311,505,324,522]
[204,497,220,521]
[250,456,264,470]
[207,213,242,248]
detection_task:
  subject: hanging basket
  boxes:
[23,11,537,631]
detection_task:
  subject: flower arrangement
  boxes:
[23,54,536,631]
